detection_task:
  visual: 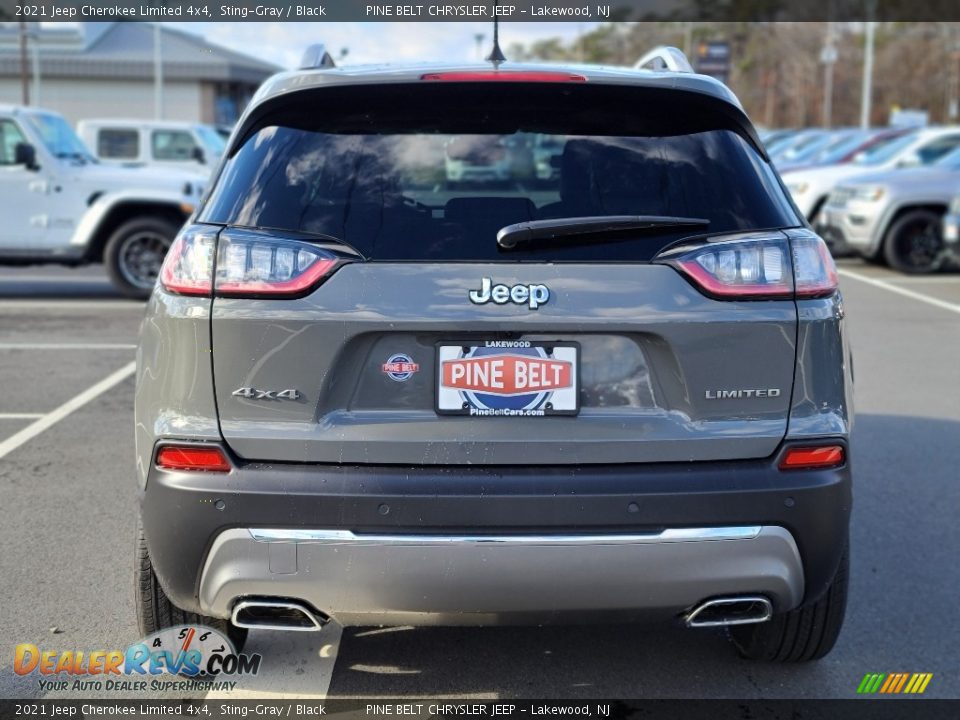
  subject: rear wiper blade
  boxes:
[496,215,710,250]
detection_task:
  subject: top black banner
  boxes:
[3,0,960,22]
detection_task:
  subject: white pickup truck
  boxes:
[0,105,204,298]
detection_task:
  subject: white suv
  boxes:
[77,119,225,177]
[0,105,203,297]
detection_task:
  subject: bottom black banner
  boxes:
[1,700,958,720]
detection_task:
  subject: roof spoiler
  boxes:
[634,46,693,73]
[299,44,336,70]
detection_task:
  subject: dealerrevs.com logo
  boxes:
[14,625,261,693]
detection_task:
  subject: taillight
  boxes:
[215,231,343,297]
[159,226,216,296]
[779,445,845,470]
[660,233,793,298]
[421,71,587,83]
[791,233,839,297]
[658,231,838,300]
[159,226,349,299]
[156,445,231,472]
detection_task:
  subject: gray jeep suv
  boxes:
[135,59,852,662]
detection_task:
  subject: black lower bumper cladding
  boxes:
[141,441,851,616]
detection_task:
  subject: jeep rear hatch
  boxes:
[194,80,807,465]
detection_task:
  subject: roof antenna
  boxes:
[485,3,507,65]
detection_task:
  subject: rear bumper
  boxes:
[140,443,851,625]
[200,526,802,625]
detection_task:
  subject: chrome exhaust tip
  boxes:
[231,599,327,632]
[685,596,773,628]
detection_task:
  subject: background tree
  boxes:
[508,21,960,127]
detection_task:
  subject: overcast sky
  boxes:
[170,22,600,68]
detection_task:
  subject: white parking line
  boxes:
[0,343,136,350]
[881,276,960,285]
[838,269,960,316]
[0,301,145,311]
[0,361,136,461]
[0,413,45,420]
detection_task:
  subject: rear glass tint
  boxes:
[201,83,799,262]
[97,129,139,159]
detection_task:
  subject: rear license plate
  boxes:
[436,341,579,417]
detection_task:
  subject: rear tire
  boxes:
[730,543,848,662]
[882,210,944,274]
[135,518,247,652]
[105,217,179,299]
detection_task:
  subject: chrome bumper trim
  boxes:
[248,526,763,546]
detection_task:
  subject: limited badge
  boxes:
[382,353,420,382]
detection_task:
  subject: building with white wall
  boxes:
[0,23,280,125]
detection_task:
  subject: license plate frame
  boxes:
[435,340,580,417]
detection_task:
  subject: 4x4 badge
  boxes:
[232,387,300,400]
[469,277,550,310]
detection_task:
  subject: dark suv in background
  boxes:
[135,50,852,662]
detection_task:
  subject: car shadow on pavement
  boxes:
[0,282,123,300]
[326,621,835,698]
[326,414,960,699]
[0,271,123,300]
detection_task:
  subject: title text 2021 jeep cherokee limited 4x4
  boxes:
[135,52,853,662]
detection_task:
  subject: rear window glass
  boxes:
[152,130,198,161]
[201,83,799,262]
[98,129,139,159]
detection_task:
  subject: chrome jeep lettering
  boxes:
[469,278,550,310]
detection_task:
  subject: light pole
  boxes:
[153,22,164,120]
[18,21,29,105]
[948,28,960,121]
[28,26,41,107]
[821,23,837,128]
[860,8,877,129]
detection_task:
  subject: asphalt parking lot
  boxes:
[1,259,958,700]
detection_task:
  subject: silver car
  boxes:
[819,147,960,272]
[135,58,852,662]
